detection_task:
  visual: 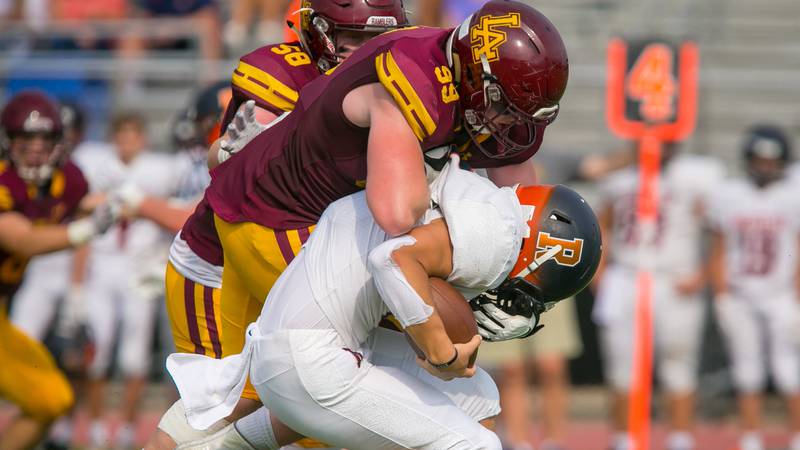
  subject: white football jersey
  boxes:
[302,160,526,349]
[709,177,800,300]
[600,154,724,276]
[82,150,179,276]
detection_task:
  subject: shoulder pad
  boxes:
[232,43,318,114]
[374,39,457,146]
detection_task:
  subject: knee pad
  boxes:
[158,400,230,444]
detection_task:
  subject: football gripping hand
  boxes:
[219,100,268,159]
[470,291,544,342]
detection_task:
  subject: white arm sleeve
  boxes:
[368,235,434,329]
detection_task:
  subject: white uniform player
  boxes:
[82,148,177,378]
[710,125,800,450]
[711,177,800,394]
[168,158,535,449]
[594,151,724,450]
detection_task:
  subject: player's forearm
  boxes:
[71,244,89,284]
[1,225,72,258]
[709,233,727,296]
[208,137,224,169]
[392,246,456,363]
[137,197,195,234]
[368,236,456,364]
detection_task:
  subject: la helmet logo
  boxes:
[470,13,521,64]
[535,232,584,267]
[23,111,54,133]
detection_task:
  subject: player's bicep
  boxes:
[364,85,429,235]
[404,219,454,279]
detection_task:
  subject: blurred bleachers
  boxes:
[0,0,798,155]
[531,0,800,165]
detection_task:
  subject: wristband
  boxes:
[67,219,96,246]
[429,347,458,370]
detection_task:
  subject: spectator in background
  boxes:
[593,142,724,450]
[417,0,485,27]
[81,113,176,450]
[477,149,633,450]
[117,0,222,92]
[710,125,800,450]
[224,0,292,51]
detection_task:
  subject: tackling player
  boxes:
[199,0,567,404]
[710,125,800,450]
[168,156,601,449]
[0,91,117,450]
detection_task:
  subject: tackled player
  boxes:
[169,156,601,449]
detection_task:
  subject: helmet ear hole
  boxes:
[549,211,572,224]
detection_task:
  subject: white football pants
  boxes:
[716,292,800,394]
[594,265,704,392]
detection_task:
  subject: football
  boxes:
[406,277,479,367]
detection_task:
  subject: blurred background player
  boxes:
[592,141,724,450]
[116,80,230,234]
[0,90,117,450]
[8,101,105,450]
[79,112,178,450]
[710,125,800,450]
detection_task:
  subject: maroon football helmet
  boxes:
[450,0,568,160]
[297,0,408,71]
[0,90,64,185]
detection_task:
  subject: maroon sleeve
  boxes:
[374,37,458,150]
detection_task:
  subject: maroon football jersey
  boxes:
[184,42,321,268]
[207,26,462,230]
[221,42,320,130]
[0,160,88,298]
[180,197,222,266]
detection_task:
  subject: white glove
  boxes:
[67,199,121,245]
[56,284,87,338]
[218,100,268,161]
[470,291,543,342]
[111,181,146,212]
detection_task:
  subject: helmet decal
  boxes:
[470,13,521,64]
[534,232,584,267]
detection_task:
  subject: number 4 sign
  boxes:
[606,38,699,139]
[605,38,700,450]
